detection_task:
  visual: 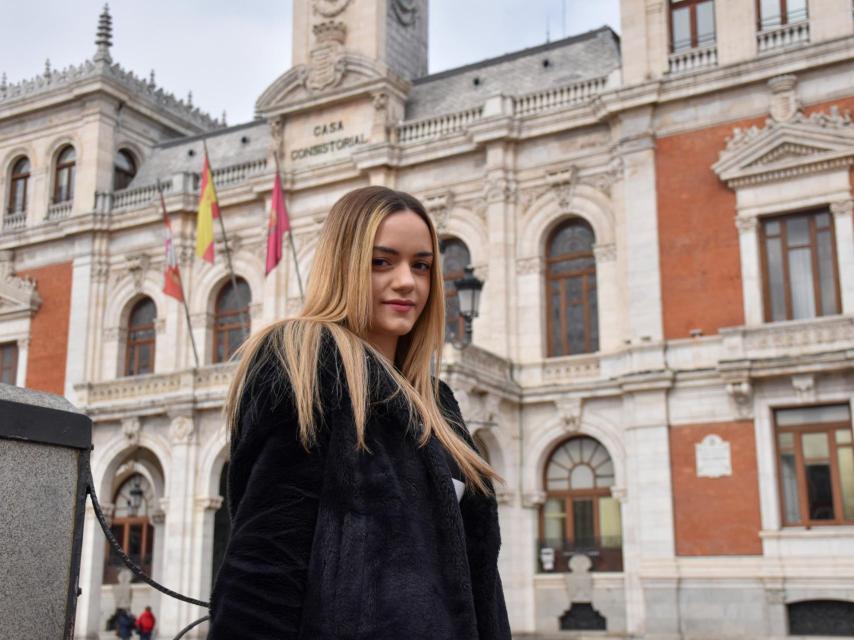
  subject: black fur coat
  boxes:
[208,336,511,640]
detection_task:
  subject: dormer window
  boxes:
[113,149,137,191]
[670,0,716,53]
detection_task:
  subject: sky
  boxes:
[0,1,621,125]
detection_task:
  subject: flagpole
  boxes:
[157,180,200,369]
[202,139,251,340]
[273,150,304,300]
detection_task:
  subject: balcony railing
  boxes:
[2,210,26,230]
[668,44,718,74]
[757,19,810,53]
[46,201,72,220]
[538,537,623,573]
[512,76,608,117]
[396,106,484,144]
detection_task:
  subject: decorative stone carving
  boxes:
[564,554,593,603]
[391,0,418,26]
[522,490,547,508]
[579,161,622,196]
[121,416,140,445]
[830,199,854,218]
[484,173,517,204]
[515,256,545,275]
[0,251,41,318]
[593,243,616,263]
[714,104,854,187]
[610,486,628,503]
[168,415,195,444]
[725,380,753,419]
[555,396,583,432]
[313,0,352,17]
[791,373,816,403]
[92,258,110,283]
[424,192,453,234]
[768,75,799,123]
[305,21,348,93]
[195,495,224,511]
[125,254,150,292]
[546,166,577,210]
[734,216,759,233]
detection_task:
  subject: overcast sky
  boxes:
[0,1,620,125]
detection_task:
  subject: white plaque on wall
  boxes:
[695,434,732,478]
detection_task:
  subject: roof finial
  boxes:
[186,90,193,107]
[94,4,113,64]
[1,73,6,91]
[148,69,156,87]
[44,59,52,78]
[221,110,227,126]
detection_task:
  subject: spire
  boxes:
[44,59,52,79]
[186,91,193,108]
[94,4,113,64]
[221,110,227,126]
[148,69,156,87]
[0,72,6,93]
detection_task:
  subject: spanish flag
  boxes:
[195,154,219,262]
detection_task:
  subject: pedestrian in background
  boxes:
[136,606,156,639]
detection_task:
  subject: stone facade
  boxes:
[0,1,852,638]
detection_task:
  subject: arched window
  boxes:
[7,157,30,215]
[441,238,471,343]
[53,145,76,203]
[113,149,137,191]
[213,278,250,363]
[540,436,622,572]
[125,298,156,376]
[545,219,599,357]
[104,473,154,584]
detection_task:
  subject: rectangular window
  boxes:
[760,210,841,323]
[775,405,854,526]
[670,0,716,52]
[758,0,808,31]
[0,342,18,385]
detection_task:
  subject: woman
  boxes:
[209,186,511,639]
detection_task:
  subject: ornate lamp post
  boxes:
[452,265,484,349]
[127,477,144,517]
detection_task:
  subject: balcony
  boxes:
[2,210,26,230]
[46,201,72,221]
[757,20,810,53]
[538,537,623,573]
[668,44,718,74]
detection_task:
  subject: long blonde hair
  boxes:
[223,186,502,495]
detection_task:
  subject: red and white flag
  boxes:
[161,193,184,301]
[265,168,291,275]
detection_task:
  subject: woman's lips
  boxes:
[383,301,415,312]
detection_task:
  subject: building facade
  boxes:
[0,0,853,637]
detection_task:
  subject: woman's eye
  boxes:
[413,262,432,272]
[372,258,389,267]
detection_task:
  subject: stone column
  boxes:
[622,388,676,636]
[593,243,620,352]
[613,108,664,343]
[830,200,854,314]
[75,501,112,638]
[190,495,224,608]
[65,250,94,402]
[735,215,763,325]
[159,412,205,635]
[482,142,517,358]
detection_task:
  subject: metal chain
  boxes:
[84,461,211,639]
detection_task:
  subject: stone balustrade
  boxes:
[396,106,484,144]
[719,315,854,364]
[668,45,718,75]
[211,157,268,187]
[2,211,27,230]
[46,201,72,221]
[757,21,810,53]
[512,75,608,117]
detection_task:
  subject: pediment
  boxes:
[255,53,386,116]
[0,270,41,320]
[713,107,854,188]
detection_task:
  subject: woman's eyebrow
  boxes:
[373,245,434,258]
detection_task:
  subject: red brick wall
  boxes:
[19,262,72,394]
[655,96,854,340]
[670,421,762,556]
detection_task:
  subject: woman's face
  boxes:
[365,210,433,356]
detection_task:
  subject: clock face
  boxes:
[114,474,152,518]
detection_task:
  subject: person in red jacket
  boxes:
[135,606,155,640]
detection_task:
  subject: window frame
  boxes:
[758,208,842,323]
[0,342,19,385]
[7,156,30,215]
[544,219,599,358]
[756,0,808,31]
[124,298,157,377]
[773,404,854,527]
[113,148,137,191]
[53,145,76,204]
[669,0,717,53]
[212,279,251,364]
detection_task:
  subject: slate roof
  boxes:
[405,27,621,120]
[130,120,270,187]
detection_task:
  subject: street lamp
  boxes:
[452,265,484,349]
[127,477,144,517]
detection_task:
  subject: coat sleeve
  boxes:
[208,352,328,639]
